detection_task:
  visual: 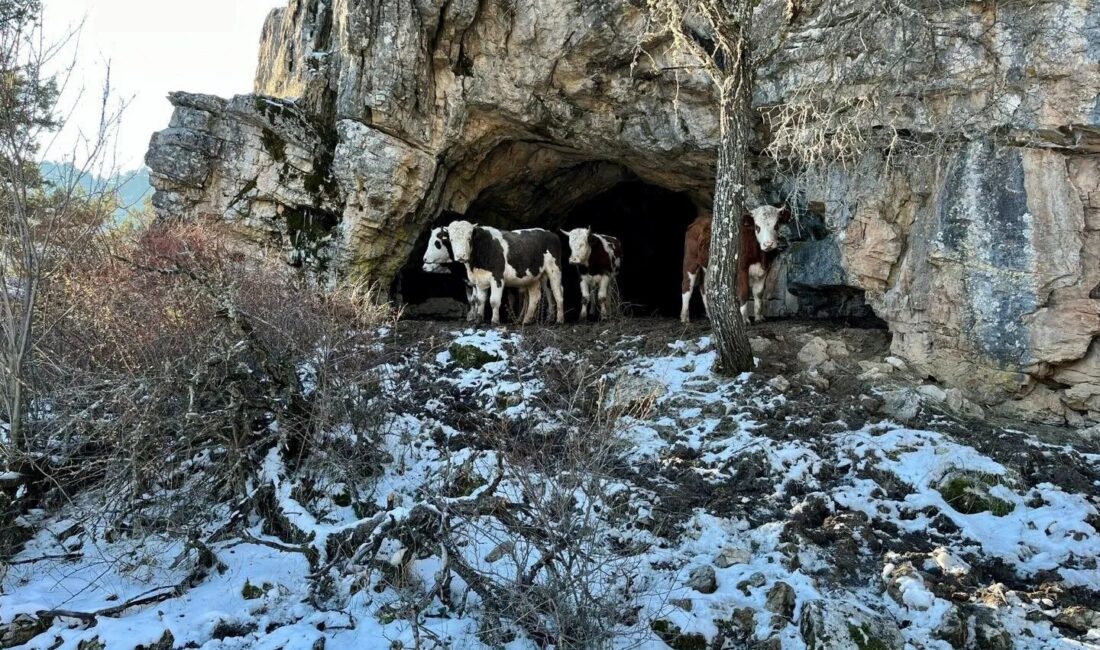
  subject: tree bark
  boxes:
[706,39,755,375]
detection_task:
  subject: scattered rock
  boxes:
[945,388,986,419]
[737,571,767,596]
[857,361,894,381]
[139,630,175,650]
[798,337,830,368]
[768,375,791,392]
[797,369,831,391]
[607,373,666,412]
[917,384,948,404]
[750,337,775,355]
[448,343,500,369]
[402,297,467,320]
[669,598,694,612]
[825,340,850,359]
[1054,605,1100,633]
[0,614,50,648]
[880,388,921,421]
[765,581,797,620]
[651,620,707,650]
[714,547,752,568]
[241,579,270,599]
[885,356,908,371]
[884,563,935,611]
[687,565,717,594]
[799,599,903,650]
[930,547,971,576]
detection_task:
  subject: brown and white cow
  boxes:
[562,227,623,320]
[680,205,791,324]
[680,215,712,323]
[444,221,566,325]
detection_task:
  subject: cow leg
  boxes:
[489,281,504,325]
[547,263,565,325]
[579,274,592,320]
[749,262,766,323]
[522,282,542,325]
[465,284,479,322]
[598,275,612,320]
[699,272,710,319]
[680,271,697,324]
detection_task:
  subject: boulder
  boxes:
[687,565,717,594]
[799,599,903,650]
[798,337,831,368]
[765,581,797,620]
[880,388,922,421]
[607,374,667,412]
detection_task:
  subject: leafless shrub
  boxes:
[24,221,397,539]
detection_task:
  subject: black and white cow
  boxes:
[562,228,623,320]
[422,226,480,322]
[444,221,565,325]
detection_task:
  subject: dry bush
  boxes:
[25,220,396,535]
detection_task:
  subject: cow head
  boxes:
[422,227,454,272]
[561,227,591,266]
[748,205,786,252]
[446,220,476,263]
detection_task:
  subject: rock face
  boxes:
[145,0,1100,424]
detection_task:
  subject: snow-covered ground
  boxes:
[4,323,1099,649]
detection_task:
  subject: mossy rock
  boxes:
[241,579,273,599]
[77,638,106,650]
[2,614,51,647]
[847,624,892,650]
[449,343,500,369]
[137,630,175,650]
[650,620,707,650]
[938,472,1014,516]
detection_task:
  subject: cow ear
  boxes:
[779,205,793,221]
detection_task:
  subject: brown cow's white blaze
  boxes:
[563,227,622,320]
[680,205,790,324]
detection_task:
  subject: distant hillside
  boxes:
[39,162,152,221]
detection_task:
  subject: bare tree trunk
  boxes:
[706,47,755,375]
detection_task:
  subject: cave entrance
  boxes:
[557,182,698,318]
[396,175,703,321]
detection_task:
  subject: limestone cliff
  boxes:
[145,0,1100,424]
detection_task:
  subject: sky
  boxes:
[42,0,285,170]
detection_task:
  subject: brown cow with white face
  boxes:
[680,205,791,324]
[680,215,712,323]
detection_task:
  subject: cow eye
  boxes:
[434,241,442,249]
[755,226,761,232]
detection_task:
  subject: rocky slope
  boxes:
[5,320,1099,649]
[144,0,1100,424]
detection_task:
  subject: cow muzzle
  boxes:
[761,241,778,252]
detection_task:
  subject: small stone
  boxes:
[825,340,850,359]
[917,384,948,404]
[737,571,767,596]
[797,369,830,391]
[945,388,985,419]
[765,581,797,620]
[714,547,752,568]
[750,337,775,355]
[687,565,717,594]
[768,375,791,392]
[885,356,908,371]
[669,598,694,612]
[1054,605,1100,633]
[798,337,830,368]
[881,388,921,421]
